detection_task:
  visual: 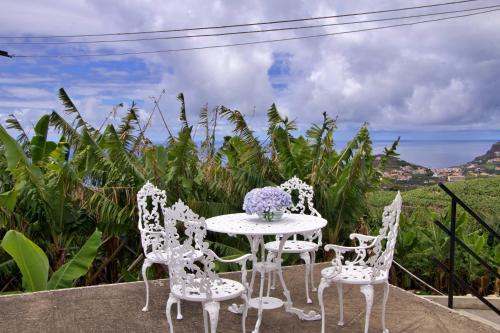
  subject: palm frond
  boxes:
[49,111,81,148]
[177,93,189,128]
[5,114,30,149]
[117,102,140,152]
[58,88,95,133]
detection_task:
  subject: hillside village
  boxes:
[378,141,500,189]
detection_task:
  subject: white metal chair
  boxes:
[165,200,251,333]
[137,181,172,313]
[264,176,322,303]
[318,191,402,333]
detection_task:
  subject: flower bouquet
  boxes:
[243,187,292,222]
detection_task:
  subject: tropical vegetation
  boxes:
[368,177,499,296]
[0,89,497,297]
[0,89,398,293]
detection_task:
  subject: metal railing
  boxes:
[433,182,499,315]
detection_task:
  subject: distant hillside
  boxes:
[460,141,500,176]
[368,176,500,223]
[471,141,500,163]
[375,141,500,190]
[374,154,433,190]
[374,155,428,171]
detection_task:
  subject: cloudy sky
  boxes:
[0,0,499,144]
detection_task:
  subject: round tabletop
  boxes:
[205,213,327,236]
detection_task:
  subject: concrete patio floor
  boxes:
[0,263,498,332]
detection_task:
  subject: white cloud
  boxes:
[0,0,499,139]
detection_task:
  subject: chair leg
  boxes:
[300,252,312,304]
[202,303,209,333]
[176,301,183,320]
[165,293,177,333]
[382,282,390,333]
[360,285,374,333]
[204,301,220,333]
[310,251,317,292]
[336,283,344,326]
[318,278,331,333]
[241,293,249,333]
[141,260,152,312]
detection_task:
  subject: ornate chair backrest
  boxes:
[279,176,321,217]
[137,181,168,256]
[165,200,218,301]
[279,176,321,242]
[369,191,402,280]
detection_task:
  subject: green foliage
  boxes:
[47,229,102,289]
[368,178,499,295]
[369,176,500,221]
[31,115,57,164]
[1,229,101,292]
[1,230,48,291]
[0,90,398,292]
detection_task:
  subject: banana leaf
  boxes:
[47,229,102,289]
[0,230,49,292]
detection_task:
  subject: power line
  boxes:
[2,4,499,45]
[0,0,487,39]
[12,8,499,59]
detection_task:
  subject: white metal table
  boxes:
[206,213,327,333]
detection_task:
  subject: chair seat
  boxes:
[146,249,203,264]
[265,240,318,254]
[171,278,245,302]
[321,265,388,284]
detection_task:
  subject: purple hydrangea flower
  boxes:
[243,187,292,215]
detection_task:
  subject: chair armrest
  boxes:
[323,237,382,273]
[350,233,376,241]
[324,242,376,253]
[349,233,377,246]
[213,252,252,265]
[210,251,252,288]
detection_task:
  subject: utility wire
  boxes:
[11,8,499,59]
[0,0,488,39]
[393,261,445,295]
[2,4,499,45]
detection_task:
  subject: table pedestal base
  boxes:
[249,296,283,310]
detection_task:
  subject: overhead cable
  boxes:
[2,4,499,45]
[0,0,486,39]
[9,7,500,58]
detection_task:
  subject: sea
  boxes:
[366,140,498,169]
[182,139,498,170]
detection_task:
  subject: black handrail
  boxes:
[434,220,500,279]
[434,259,500,316]
[434,182,499,314]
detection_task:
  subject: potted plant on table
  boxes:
[243,187,292,222]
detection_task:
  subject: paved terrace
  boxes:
[1,263,498,333]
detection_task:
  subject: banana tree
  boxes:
[1,229,101,291]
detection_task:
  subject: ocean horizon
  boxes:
[173,139,497,169]
[368,140,498,169]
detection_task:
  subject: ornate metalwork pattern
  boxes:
[137,181,168,256]
[137,181,170,312]
[279,176,321,217]
[165,201,251,333]
[206,213,325,236]
[318,191,402,333]
[206,213,327,332]
[265,177,322,304]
